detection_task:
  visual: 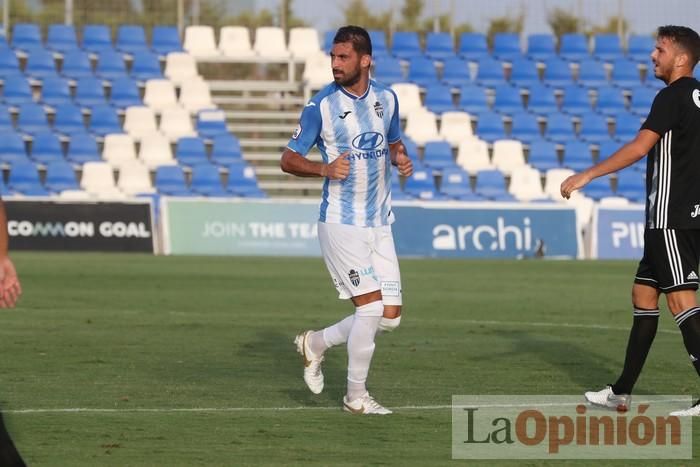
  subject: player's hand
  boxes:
[324,151,351,180]
[0,256,21,308]
[394,146,413,177]
[560,172,592,199]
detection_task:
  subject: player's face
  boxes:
[650,37,679,82]
[330,42,364,87]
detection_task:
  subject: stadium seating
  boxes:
[509,111,541,144]
[527,138,560,172]
[160,107,197,140]
[456,137,493,174]
[404,167,438,199]
[53,103,86,134]
[40,75,72,106]
[80,161,125,198]
[117,160,155,195]
[595,86,627,116]
[423,83,454,114]
[164,52,200,86]
[302,51,333,93]
[109,77,142,109]
[558,33,589,62]
[29,131,64,164]
[226,161,266,197]
[592,34,623,62]
[615,168,645,202]
[0,105,13,131]
[493,84,524,115]
[11,23,42,52]
[474,56,506,88]
[458,33,490,62]
[155,165,192,196]
[629,85,657,115]
[508,164,546,201]
[561,84,591,116]
[288,27,321,60]
[578,112,611,142]
[183,25,218,57]
[425,32,455,60]
[368,30,389,59]
[211,133,243,166]
[0,50,21,79]
[218,26,255,58]
[47,24,79,53]
[102,133,137,168]
[373,56,404,84]
[151,26,183,56]
[542,57,573,88]
[422,141,456,170]
[407,56,439,88]
[439,166,482,200]
[44,160,79,193]
[543,167,574,200]
[544,112,575,142]
[60,50,93,80]
[581,175,614,200]
[24,48,58,80]
[441,56,471,87]
[253,27,290,60]
[138,132,176,169]
[491,139,526,175]
[576,58,608,88]
[438,111,473,147]
[391,82,423,117]
[7,160,49,196]
[0,130,29,165]
[474,111,507,143]
[404,109,441,145]
[562,140,592,171]
[130,51,163,81]
[474,169,515,201]
[190,163,230,197]
[3,74,34,106]
[458,84,489,116]
[196,109,229,139]
[65,131,100,164]
[610,58,642,89]
[492,33,522,61]
[175,136,207,166]
[526,34,556,61]
[143,79,178,112]
[116,25,149,55]
[627,34,654,63]
[74,76,107,107]
[179,78,215,113]
[391,31,422,60]
[82,24,114,54]
[526,83,558,115]
[17,103,49,134]
[509,56,540,89]
[88,104,123,136]
[613,112,642,141]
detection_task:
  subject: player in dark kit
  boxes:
[561,25,700,415]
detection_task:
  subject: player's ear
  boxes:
[360,54,372,69]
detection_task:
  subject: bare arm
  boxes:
[560,129,660,199]
[0,200,21,308]
[280,148,350,180]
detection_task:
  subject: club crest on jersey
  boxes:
[348,269,360,287]
[292,123,302,140]
[693,89,700,109]
[374,101,384,118]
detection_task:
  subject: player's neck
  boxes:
[342,76,370,98]
[667,68,692,85]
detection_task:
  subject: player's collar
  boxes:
[339,81,371,100]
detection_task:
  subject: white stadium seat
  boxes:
[439,111,474,147]
[390,82,424,118]
[159,106,196,141]
[253,27,290,60]
[404,109,441,146]
[138,132,176,169]
[508,165,546,201]
[288,27,321,60]
[491,139,526,175]
[164,52,201,86]
[123,106,158,139]
[118,160,155,195]
[543,167,575,200]
[302,51,332,95]
[179,78,215,113]
[80,161,125,199]
[183,25,219,57]
[143,79,179,113]
[456,137,493,174]
[102,133,137,169]
[218,26,255,58]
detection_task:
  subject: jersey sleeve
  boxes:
[387,90,401,144]
[641,88,679,136]
[286,102,322,156]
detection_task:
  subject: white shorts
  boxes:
[318,222,403,306]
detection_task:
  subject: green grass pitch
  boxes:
[1,252,699,466]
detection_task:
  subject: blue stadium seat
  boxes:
[11,24,42,52]
[0,130,29,164]
[24,48,58,80]
[542,57,573,88]
[628,85,657,116]
[425,32,455,60]
[544,112,575,142]
[592,34,623,62]
[458,33,489,62]
[439,166,481,200]
[527,138,560,171]
[475,111,507,143]
[0,104,13,130]
[175,136,207,166]
[422,141,455,170]
[196,109,229,139]
[627,34,654,63]
[0,49,20,79]
[508,56,540,89]
[47,24,79,53]
[95,49,128,80]
[82,24,113,54]
[576,58,608,88]
[116,25,148,54]
[578,112,611,143]
[2,74,34,106]
[130,50,163,81]
[373,56,404,85]
[226,161,266,197]
[562,140,593,171]
[7,160,49,195]
[614,112,642,141]
[53,103,86,134]
[598,140,620,163]
[615,169,645,202]
[596,85,627,116]
[526,34,556,61]
[401,136,419,161]
[558,33,589,62]
[368,30,389,59]
[211,133,242,166]
[423,83,454,114]
[44,160,79,193]
[510,111,541,144]
[88,104,122,136]
[29,131,64,164]
[390,171,411,200]
[610,57,642,89]
[404,166,438,199]
[526,83,558,115]
[492,33,521,61]
[74,77,106,108]
[40,74,72,106]
[60,49,93,80]
[17,103,49,134]
[109,76,142,109]
[474,56,506,88]
[561,84,591,116]
[493,84,523,115]
[323,30,335,53]
[441,56,471,87]
[65,131,100,164]
[581,175,614,200]
[458,83,489,116]
[474,169,515,201]
[190,163,229,197]
[407,56,439,88]
[151,26,183,55]
[391,31,422,60]
[155,165,192,196]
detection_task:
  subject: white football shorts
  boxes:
[317,221,403,306]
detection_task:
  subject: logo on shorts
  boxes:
[691,204,700,218]
[348,269,360,287]
[374,101,384,118]
[688,271,698,281]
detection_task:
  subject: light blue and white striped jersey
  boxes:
[287,80,401,227]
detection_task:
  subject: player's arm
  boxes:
[388,141,413,177]
[560,129,659,199]
[0,199,21,308]
[280,148,349,180]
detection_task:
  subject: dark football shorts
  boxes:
[635,229,700,292]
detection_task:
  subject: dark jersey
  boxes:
[642,76,700,229]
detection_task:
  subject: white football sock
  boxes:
[346,301,383,401]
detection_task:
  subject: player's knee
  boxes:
[355,300,384,318]
[379,315,401,332]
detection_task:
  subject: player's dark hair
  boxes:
[333,25,372,57]
[657,25,700,67]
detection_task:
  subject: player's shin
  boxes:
[346,300,383,401]
[612,307,659,395]
[675,307,700,377]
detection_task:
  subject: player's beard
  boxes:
[334,67,361,87]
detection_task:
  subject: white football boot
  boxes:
[584,385,631,412]
[342,392,392,415]
[670,399,700,416]
[294,330,324,394]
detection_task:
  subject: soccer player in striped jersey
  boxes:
[561,25,700,416]
[281,25,413,415]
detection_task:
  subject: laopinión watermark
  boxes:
[452,396,692,459]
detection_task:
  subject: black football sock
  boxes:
[611,308,659,395]
[0,411,26,467]
[675,307,700,377]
